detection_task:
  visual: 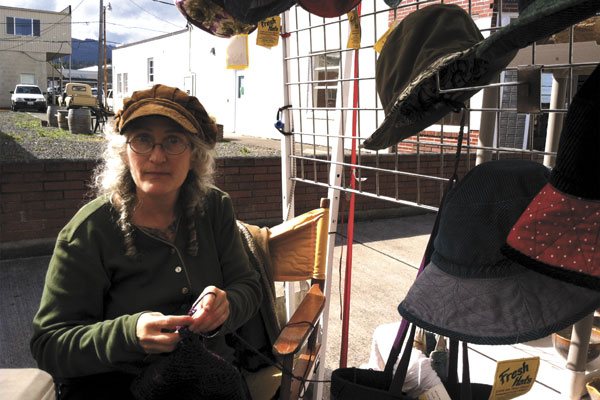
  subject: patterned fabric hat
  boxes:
[398,160,600,344]
[218,0,296,25]
[174,0,256,38]
[503,63,600,290]
[298,0,360,18]
[363,0,600,150]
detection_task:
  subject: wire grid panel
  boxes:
[281,0,599,212]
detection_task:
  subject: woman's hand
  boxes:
[136,312,193,354]
[188,286,230,335]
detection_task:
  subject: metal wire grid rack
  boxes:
[278,1,599,399]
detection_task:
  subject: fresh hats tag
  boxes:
[256,16,280,48]
[346,9,361,49]
[418,383,451,400]
[488,357,540,400]
[373,19,399,53]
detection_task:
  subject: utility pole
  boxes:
[103,4,111,108]
[97,0,104,106]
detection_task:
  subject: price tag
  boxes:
[256,16,281,48]
[373,20,399,54]
[346,9,361,49]
[226,34,249,70]
[488,357,540,400]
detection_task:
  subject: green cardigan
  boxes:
[30,187,262,379]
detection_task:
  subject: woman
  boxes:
[30,84,262,398]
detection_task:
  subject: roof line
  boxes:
[115,28,188,49]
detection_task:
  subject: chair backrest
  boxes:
[268,198,330,283]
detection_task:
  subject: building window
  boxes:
[147,58,154,83]
[6,17,40,36]
[117,73,122,94]
[123,73,128,93]
[312,52,340,108]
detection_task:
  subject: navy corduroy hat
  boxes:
[504,63,600,290]
[298,0,360,18]
[398,159,600,344]
[217,0,296,25]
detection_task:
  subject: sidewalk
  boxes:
[0,214,434,373]
[1,213,594,399]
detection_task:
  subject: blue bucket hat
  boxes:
[398,159,600,344]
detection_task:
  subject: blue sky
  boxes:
[4,0,188,46]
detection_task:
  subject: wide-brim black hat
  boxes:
[363,0,600,150]
[398,160,600,344]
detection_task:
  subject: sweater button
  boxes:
[170,248,175,254]
[175,266,182,273]
[181,287,189,294]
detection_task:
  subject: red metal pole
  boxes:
[340,3,361,368]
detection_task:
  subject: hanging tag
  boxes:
[488,357,540,400]
[226,34,249,70]
[374,20,399,54]
[346,9,361,49]
[418,383,452,400]
[256,16,280,48]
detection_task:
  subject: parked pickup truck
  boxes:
[10,84,47,112]
[62,83,97,109]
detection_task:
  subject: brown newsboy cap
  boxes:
[115,84,217,147]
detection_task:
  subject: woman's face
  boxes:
[124,116,192,202]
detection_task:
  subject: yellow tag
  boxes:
[256,16,281,48]
[373,19,399,54]
[346,9,361,49]
[488,357,540,400]
[418,383,452,400]
[226,34,249,70]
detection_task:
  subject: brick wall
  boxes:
[0,155,456,245]
[387,0,515,24]
[1,151,544,246]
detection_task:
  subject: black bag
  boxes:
[330,323,417,400]
[130,329,249,400]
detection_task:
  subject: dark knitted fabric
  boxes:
[550,63,600,199]
[130,329,248,400]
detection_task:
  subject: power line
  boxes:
[0,20,176,34]
[129,0,182,28]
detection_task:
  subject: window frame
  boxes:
[147,58,154,83]
[6,17,41,37]
[311,52,340,110]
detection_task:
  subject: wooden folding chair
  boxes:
[236,198,330,400]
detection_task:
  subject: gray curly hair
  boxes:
[92,121,216,257]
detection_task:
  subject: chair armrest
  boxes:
[272,284,325,357]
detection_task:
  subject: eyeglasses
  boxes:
[127,134,190,155]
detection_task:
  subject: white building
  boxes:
[111,27,285,140]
